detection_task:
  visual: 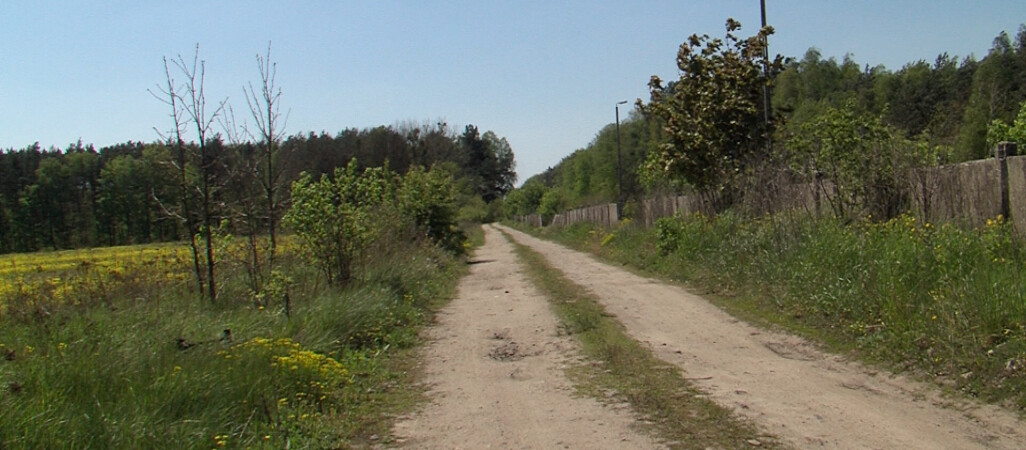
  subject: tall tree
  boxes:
[958,28,1026,160]
[640,18,782,192]
[458,125,516,202]
[482,131,517,198]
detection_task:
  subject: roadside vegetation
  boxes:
[0,235,463,448]
[0,153,480,448]
[503,18,1026,415]
[502,229,782,449]
[506,23,1026,222]
[0,41,508,448]
[527,212,1026,412]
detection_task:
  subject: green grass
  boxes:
[531,211,1026,412]
[500,229,781,449]
[0,238,463,449]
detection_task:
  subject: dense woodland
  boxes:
[508,24,1026,219]
[0,123,515,254]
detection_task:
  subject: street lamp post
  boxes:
[615,100,627,218]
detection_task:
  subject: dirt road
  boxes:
[394,225,1026,448]
[497,224,1026,449]
[392,226,663,449]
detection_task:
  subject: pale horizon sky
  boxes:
[3,1,1025,183]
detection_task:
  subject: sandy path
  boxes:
[498,224,1026,449]
[391,226,663,449]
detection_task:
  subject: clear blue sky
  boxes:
[3,1,1024,183]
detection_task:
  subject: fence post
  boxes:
[997,141,1017,221]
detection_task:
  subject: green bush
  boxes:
[400,166,466,254]
[284,160,397,285]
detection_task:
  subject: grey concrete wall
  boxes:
[536,153,1026,233]
[909,158,1004,228]
[549,203,618,228]
[1005,156,1026,234]
[512,214,543,227]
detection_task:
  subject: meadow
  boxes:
[535,212,1026,411]
[0,235,464,448]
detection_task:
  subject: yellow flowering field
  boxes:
[0,243,193,316]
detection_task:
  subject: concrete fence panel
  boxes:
[547,203,619,228]
[1006,155,1026,234]
[534,151,1025,234]
[911,158,1003,228]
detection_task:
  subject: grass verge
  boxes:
[0,237,464,449]
[523,211,1026,413]
[500,229,781,449]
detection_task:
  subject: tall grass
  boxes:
[0,237,462,448]
[541,212,1026,410]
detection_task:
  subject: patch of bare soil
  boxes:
[499,224,1026,449]
[391,226,663,449]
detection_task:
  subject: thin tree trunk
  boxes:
[200,142,217,303]
[179,144,204,299]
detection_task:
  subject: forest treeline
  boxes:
[0,122,515,254]
[507,24,1026,220]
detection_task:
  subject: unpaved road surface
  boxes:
[392,226,663,449]
[497,224,1026,449]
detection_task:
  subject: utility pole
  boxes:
[616,100,627,217]
[761,0,773,153]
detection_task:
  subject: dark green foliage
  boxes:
[399,165,466,254]
[458,125,517,202]
[0,142,113,253]
[0,122,514,255]
[957,27,1026,160]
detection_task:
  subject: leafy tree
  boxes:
[787,102,944,219]
[283,160,397,285]
[537,188,568,224]
[398,165,465,254]
[957,27,1026,160]
[0,144,46,252]
[97,155,148,245]
[483,131,517,198]
[504,179,547,218]
[640,18,782,192]
[23,157,70,249]
[458,125,516,202]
